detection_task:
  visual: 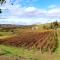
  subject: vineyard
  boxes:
[0,30,57,53]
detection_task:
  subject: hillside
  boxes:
[0,22,59,60]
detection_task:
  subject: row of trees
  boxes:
[50,21,59,29]
[43,21,59,30]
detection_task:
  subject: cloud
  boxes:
[0,0,60,25]
[48,5,57,9]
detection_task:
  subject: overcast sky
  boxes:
[0,0,60,25]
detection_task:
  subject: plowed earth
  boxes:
[0,30,56,53]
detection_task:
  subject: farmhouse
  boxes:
[32,26,38,30]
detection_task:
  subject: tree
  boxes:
[0,0,6,14]
[0,0,6,5]
[53,20,58,29]
[50,22,52,29]
[50,20,58,29]
[0,9,2,13]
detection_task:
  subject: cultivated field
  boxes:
[0,29,56,53]
[0,24,59,60]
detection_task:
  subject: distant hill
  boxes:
[0,21,60,29]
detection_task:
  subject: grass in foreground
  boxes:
[0,44,60,60]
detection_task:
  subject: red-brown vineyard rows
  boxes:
[0,30,57,53]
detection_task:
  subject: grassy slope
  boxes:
[0,31,17,39]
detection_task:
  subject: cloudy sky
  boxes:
[0,0,60,25]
